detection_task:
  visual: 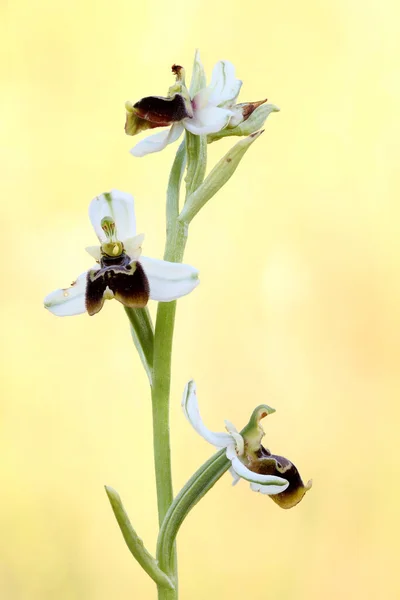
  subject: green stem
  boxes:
[151,143,191,599]
[151,221,188,522]
[185,132,207,198]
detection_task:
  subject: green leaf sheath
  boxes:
[180,130,264,224]
[157,450,230,576]
[185,132,207,198]
[105,486,174,590]
[167,140,186,231]
[125,306,154,384]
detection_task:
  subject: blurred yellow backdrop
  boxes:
[2,0,400,598]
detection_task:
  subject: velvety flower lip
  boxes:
[182,380,312,508]
[126,56,242,157]
[44,190,199,317]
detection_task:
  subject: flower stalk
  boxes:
[149,124,206,599]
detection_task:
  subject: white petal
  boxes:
[130,122,184,157]
[44,272,89,317]
[85,246,101,261]
[229,466,241,486]
[124,233,145,261]
[224,420,245,456]
[224,419,239,434]
[181,380,235,448]
[139,255,199,302]
[183,106,233,135]
[207,61,242,107]
[230,456,289,493]
[89,190,136,243]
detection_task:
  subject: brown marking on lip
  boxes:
[134,94,190,125]
[86,256,149,316]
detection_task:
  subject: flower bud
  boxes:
[228,99,268,128]
[207,102,280,143]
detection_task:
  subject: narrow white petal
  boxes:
[85,246,101,261]
[226,443,238,460]
[229,466,241,486]
[89,190,137,243]
[44,272,89,317]
[140,255,199,302]
[224,420,245,455]
[124,233,145,261]
[207,61,242,107]
[130,122,184,157]
[230,456,289,493]
[181,380,234,447]
[184,106,232,135]
[224,419,239,434]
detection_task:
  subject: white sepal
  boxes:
[182,380,234,447]
[140,256,199,302]
[230,456,289,493]
[89,190,137,242]
[207,61,242,107]
[130,122,184,157]
[44,271,90,317]
[85,246,101,261]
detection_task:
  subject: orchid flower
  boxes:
[182,381,312,509]
[125,58,245,157]
[44,190,199,317]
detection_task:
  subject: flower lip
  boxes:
[86,258,149,316]
[253,445,313,509]
[133,94,191,125]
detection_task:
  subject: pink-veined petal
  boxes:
[183,106,233,135]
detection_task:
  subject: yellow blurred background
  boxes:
[2,0,400,598]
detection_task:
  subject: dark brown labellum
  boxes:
[133,94,190,125]
[86,255,149,316]
[254,446,310,509]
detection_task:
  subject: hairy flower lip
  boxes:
[44,190,200,317]
[133,94,191,125]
